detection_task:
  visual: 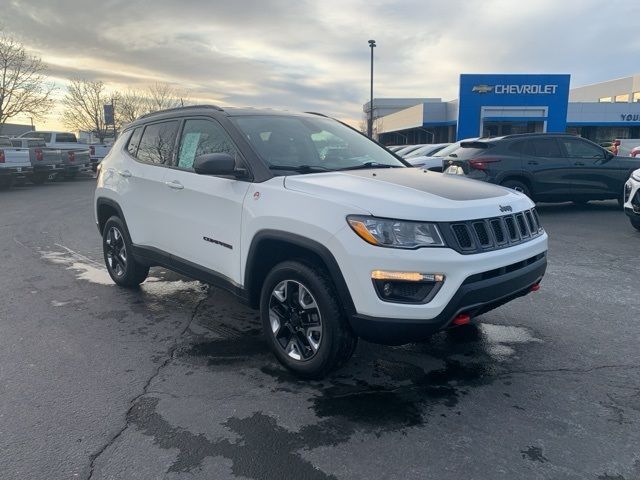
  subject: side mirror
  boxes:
[193,153,238,176]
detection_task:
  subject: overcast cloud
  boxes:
[2,0,640,127]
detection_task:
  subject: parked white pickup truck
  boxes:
[0,136,32,188]
[19,131,92,178]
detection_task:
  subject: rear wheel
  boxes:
[501,179,532,199]
[102,216,149,287]
[260,260,357,378]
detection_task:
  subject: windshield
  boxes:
[233,115,406,173]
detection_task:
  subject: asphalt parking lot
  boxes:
[1,178,639,480]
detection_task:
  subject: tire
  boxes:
[260,260,357,379]
[631,217,640,232]
[501,179,532,199]
[102,216,149,287]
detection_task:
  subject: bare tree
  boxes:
[146,82,188,111]
[62,79,112,142]
[116,89,147,127]
[0,32,54,132]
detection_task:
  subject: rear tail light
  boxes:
[0,150,4,163]
[35,148,43,161]
[90,146,95,156]
[68,151,75,162]
[469,157,501,170]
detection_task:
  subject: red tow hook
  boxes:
[530,283,541,292]
[452,313,471,326]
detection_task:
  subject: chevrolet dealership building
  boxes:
[367,73,640,145]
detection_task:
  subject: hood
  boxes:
[284,168,533,221]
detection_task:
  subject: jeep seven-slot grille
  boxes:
[444,208,543,254]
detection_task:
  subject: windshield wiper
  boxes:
[337,162,403,171]
[268,165,331,173]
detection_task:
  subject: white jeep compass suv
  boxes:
[94,105,548,378]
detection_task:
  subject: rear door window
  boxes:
[528,138,562,157]
[136,121,179,165]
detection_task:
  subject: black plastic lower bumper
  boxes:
[349,253,547,345]
[625,207,639,218]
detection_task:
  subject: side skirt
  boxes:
[131,245,251,305]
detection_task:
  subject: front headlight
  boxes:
[632,169,640,182]
[347,215,445,248]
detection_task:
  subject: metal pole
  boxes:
[368,39,376,138]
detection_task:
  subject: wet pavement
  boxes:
[1,178,639,480]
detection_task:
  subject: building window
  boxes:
[633,92,640,102]
[599,97,612,103]
[615,94,630,103]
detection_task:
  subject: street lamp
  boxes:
[368,39,376,138]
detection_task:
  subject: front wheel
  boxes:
[102,216,149,287]
[501,179,532,199]
[260,261,357,378]
[631,217,640,232]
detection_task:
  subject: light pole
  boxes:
[368,39,376,138]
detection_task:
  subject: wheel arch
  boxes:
[96,197,128,237]
[498,174,534,195]
[244,230,356,315]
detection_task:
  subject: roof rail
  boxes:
[502,132,573,139]
[138,104,224,120]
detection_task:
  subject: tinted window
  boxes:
[10,139,21,147]
[528,138,561,157]
[560,138,604,158]
[127,128,143,157]
[0,138,12,147]
[56,133,77,143]
[176,119,238,170]
[28,140,46,147]
[136,121,179,165]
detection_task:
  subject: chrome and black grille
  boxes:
[442,208,543,254]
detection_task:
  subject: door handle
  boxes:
[165,180,184,190]
[574,162,585,166]
[117,169,132,178]
[527,161,539,165]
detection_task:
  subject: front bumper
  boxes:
[350,253,546,344]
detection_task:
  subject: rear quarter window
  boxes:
[446,145,491,160]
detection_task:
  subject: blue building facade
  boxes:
[457,74,571,140]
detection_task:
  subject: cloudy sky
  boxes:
[3,0,640,129]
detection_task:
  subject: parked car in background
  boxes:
[442,133,640,204]
[408,139,479,172]
[19,131,93,179]
[387,145,404,152]
[0,136,32,187]
[404,143,450,159]
[394,144,426,157]
[10,137,64,184]
[624,169,640,231]
[89,143,112,171]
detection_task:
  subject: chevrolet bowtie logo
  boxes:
[472,84,494,93]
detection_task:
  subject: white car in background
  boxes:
[624,169,640,231]
[408,139,480,172]
[395,144,426,157]
[404,143,450,159]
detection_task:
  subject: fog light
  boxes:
[371,271,445,304]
